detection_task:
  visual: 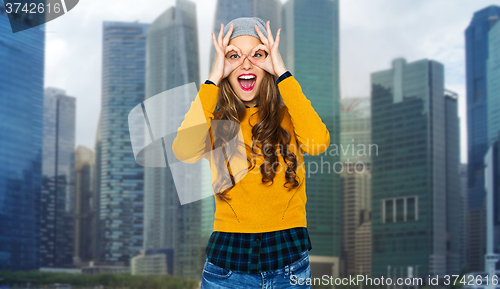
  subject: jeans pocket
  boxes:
[290,251,311,280]
[203,259,233,279]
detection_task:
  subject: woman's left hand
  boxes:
[249,21,288,77]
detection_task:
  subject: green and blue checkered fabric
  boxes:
[205,227,312,274]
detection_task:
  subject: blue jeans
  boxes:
[200,249,312,288]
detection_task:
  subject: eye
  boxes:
[229,54,239,59]
[252,50,266,59]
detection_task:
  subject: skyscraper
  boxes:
[74,145,95,266]
[465,5,500,271]
[281,0,341,277]
[40,88,76,268]
[371,58,449,279]
[93,113,103,262]
[340,97,372,276]
[210,0,282,69]
[460,164,469,268]
[444,90,465,275]
[486,16,500,269]
[143,0,203,279]
[0,3,45,271]
[487,17,500,147]
[100,21,149,265]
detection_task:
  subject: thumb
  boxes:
[248,55,264,68]
[232,54,247,68]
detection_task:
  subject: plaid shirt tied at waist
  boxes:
[205,227,312,274]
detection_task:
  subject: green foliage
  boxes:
[0,271,198,289]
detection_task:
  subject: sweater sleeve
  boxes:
[171,83,219,163]
[277,76,330,155]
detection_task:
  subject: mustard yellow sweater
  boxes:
[172,76,330,233]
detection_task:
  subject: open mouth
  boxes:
[237,73,256,91]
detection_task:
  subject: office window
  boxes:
[396,198,405,221]
[382,196,419,223]
[384,199,393,223]
[407,197,416,221]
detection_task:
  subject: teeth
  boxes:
[238,75,256,79]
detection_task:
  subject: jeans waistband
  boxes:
[263,249,309,278]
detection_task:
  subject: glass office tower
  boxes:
[281,0,341,277]
[486,16,500,268]
[40,88,76,268]
[488,19,500,146]
[100,21,149,265]
[143,0,202,279]
[444,90,465,275]
[371,58,448,279]
[74,145,95,266]
[465,5,500,271]
[0,3,45,271]
[93,114,103,262]
[340,98,372,276]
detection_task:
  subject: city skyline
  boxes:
[0,0,498,281]
[39,0,491,164]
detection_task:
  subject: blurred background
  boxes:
[0,0,499,288]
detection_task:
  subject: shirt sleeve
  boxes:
[277,76,330,155]
[171,83,219,163]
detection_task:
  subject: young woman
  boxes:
[173,16,330,288]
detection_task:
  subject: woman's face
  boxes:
[226,35,267,106]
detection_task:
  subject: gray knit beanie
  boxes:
[222,17,268,41]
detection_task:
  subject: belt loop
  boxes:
[285,264,290,278]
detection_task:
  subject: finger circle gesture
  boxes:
[209,23,247,85]
[250,21,287,77]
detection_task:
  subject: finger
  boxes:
[212,32,219,51]
[247,55,266,70]
[275,29,281,47]
[254,24,269,46]
[266,21,274,47]
[223,23,233,47]
[250,44,270,57]
[247,55,260,65]
[225,44,242,56]
[218,23,224,47]
[236,54,247,66]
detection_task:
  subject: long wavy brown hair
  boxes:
[211,71,300,201]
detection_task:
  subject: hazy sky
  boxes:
[43,0,499,163]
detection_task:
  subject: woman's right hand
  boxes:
[208,23,246,86]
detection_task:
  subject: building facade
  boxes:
[486,17,500,269]
[444,90,465,275]
[371,58,449,279]
[340,98,372,276]
[281,0,341,277]
[40,88,76,268]
[131,249,174,276]
[0,4,45,270]
[74,145,96,266]
[465,5,500,271]
[487,17,500,147]
[143,0,204,280]
[100,21,149,265]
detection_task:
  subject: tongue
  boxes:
[239,78,254,89]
